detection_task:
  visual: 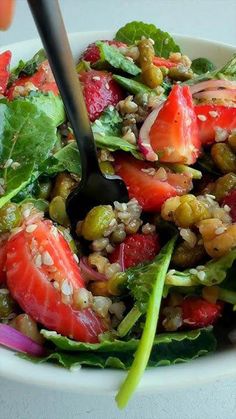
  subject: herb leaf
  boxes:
[166,248,236,287]
[191,58,216,75]
[21,92,66,127]
[43,142,81,176]
[185,54,236,85]
[92,106,122,137]
[95,42,141,76]
[113,74,156,95]
[116,236,177,408]
[0,100,57,207]
[115,21,180,58]
[27,328,216,370]
[94,134,142,159]
[10,49,47,82]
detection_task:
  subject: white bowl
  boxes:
[0,32,236,395]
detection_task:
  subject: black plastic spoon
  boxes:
[27,0,128,229]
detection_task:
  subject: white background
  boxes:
[0,0,236,418]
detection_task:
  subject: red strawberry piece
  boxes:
[181,297,223,329]
[222,188,236,222]
[109,233,160,269]
[82,40,126,64]
[0,50,11,95]
[79,69,124,122]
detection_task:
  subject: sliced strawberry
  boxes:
[149,85,201,164]
[7,60,59,99]
[222,188,236,222]
[0,50,11,95]
[153,56,177,69]
[115,153,192,212]
[6,220,106,342]
[109,233,160,269]
[0,239,7,284]
[82,40,126,64]
[195,104,236,145]
[181,297,223,329]
[79,69,124,122]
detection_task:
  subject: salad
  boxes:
[0,21,236,408]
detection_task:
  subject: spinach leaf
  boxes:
[0,100,57,208]
[113,74,156,95]
[22,92,65,127]
[115,21,180,58]
[166,249,236,287]
[94,133,142,159]
[10,49,47,82]
[43,142,81,176]
[191,58,216,75]
[27,328,216,370]
[116,236,177,408]
[185,54,236,85]
[92,106,122,137]
[95,42,141,76]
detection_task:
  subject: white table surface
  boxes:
[0,0,236,418]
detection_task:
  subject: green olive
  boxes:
[0,291,15,319]
[82,205,115,241]
[168,66,193,81]
[49,196,70,227]
[51,172,77,200]
[213,173,236,202]
[211,143,236,174]
[37,178,52,200]
[99,161,115,175]
[0,203,21,233]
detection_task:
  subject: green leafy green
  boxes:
[116,236,177,409]
[26,328,216,370]
[43,142,81,176]
[185,54,236,85]
[113,74,156,95]
[191,58,216,75]
[115,21,180,58]
[21,92,65,127]
[166,249,236,287]
[92,106,122,137]
[0,100,57,208]
[94,133,142,159]
[10,49,47,82]
[95,42,141,76]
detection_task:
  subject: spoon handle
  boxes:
[27,0,101,178]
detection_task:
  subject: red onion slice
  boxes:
[194,89,236,101]
[138,103,164,161]
[79,257,107,281]
[190,79,236,95]
[0,323,45,356]
[118,243,125,272]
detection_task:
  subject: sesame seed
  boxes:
[197,271,206,281]
[53,281,60,290]
[0,288,9,295]
[73,253,79,263]
[205,194,215,200]
[148,37,155,45]
[197,114,207,122]
[23,208,31,218]
[92,76,100,81]
[11,162,21,170]
[215,226,226,235]
[189,268,198,275]
[126,56,134,62]
[51,226,59,238]
[223,204,231,212]
[42,251,54,266]
[209,110,219,118]
[61,279,73,296]
[215,127,228,142]
[196,265,205,271]
[105,82,110,89]
[26,224,37,233]
[4,158,13,168]
[34,254,42,268]
[109,218,117,227]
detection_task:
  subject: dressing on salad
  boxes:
[0,21,236,408]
